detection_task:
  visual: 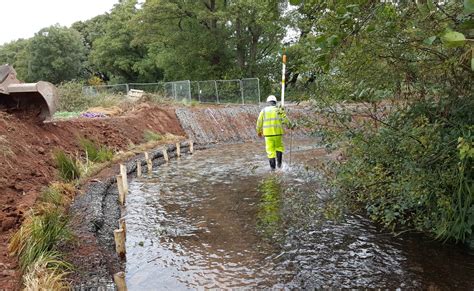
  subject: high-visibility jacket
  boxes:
[256,105,288,136]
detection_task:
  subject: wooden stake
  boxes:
[136,160,142,177]
[144,152,153,174]
[189,140,194,154]
[116,175,125,205]
[119,218,126,238]
[113,272,128,291]
[147,159,153,174]
[114,229,126,258]
[162,148,169,162]
[176,142,181,158]
[120,164,129,194]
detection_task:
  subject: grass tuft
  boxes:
[39,183,76,208]
[79,138,114,163]
[53,150,81,181]
[9,207,72,271]
[143,130,163,142]
[23,252,71,290]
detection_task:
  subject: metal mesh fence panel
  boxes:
[82,84,128,96]
[81,78,260,104]
[129,83,165,94]
[242,78,260,104]
[216,80,242,104]
[191,81,218,103]
[164,80,191,102]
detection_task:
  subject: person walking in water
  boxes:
[256,95,290,170]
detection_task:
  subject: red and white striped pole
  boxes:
[281,48,286,107]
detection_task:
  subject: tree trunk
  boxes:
[236,16,245,71]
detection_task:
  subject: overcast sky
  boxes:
[0,0,119,45]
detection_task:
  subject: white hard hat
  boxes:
[267,95,277,102]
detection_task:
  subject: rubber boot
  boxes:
[269,158,276,171]
[276,151,283,168]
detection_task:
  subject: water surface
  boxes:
[124,140,474,290]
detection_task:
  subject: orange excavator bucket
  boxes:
[0,64,58,122]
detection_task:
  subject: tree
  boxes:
[26,25,86,84]
[0,39,31,80]
[89,0,161,83]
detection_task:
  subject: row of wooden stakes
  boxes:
[112,141,194,290]
[113,140,194,258]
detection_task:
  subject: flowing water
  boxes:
[124,140,474,290]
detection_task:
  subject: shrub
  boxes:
[57,81,124,112]
[333,98,474,243]
[143,130,162,142]
[53,150,80,181]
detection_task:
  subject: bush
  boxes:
[53,150,80,181]
[57,81,124,112]
[143,130,162,142]
[334,98,474,243]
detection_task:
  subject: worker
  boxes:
[256,95,291,171]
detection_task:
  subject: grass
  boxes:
[39,182,76,208]
[9,205,72,271]
[79,138,114,163]
[53,150,81,182]
[143,130,163,142]
[53,111,82,120]
[22,252,71,290]
[57,81,123,112]
[9,182,75,289]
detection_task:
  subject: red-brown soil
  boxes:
[0,105,185,290]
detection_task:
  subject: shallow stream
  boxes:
[124,140,474,289]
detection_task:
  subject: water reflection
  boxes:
[257,174,283,241]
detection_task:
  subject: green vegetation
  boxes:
[22,253,72,290]
[9,184,74,289]
[80,138,114,163]
[143,130,163,142]
[53,150,81,182]
[56,81,123,112]
[296,1,473,244]
[9,207,71,271]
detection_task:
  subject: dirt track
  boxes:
[0,106,185,289]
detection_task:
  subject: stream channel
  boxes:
[123,139,474,290]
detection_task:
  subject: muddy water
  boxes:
[124,140,474,290]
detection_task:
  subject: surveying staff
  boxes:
[256,95,291,170]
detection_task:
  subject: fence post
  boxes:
[197,82,201,103]
[214,80,219,104]
[257,78,261,105]
[125,84,129,95]
[187,80,191,102]
[173,82,177,101]
[240,80,245,105]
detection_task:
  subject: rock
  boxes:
[37,146,45,154]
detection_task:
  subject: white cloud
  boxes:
[0,0,119,45]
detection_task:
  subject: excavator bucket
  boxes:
[0,64,58,122]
